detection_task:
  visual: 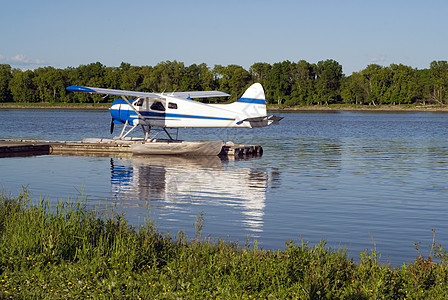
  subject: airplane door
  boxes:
[149,100,166,127]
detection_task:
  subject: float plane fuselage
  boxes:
[66,83,282,140]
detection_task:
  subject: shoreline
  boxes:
[0,103,109,109]
[1,103,447,112]
[268,104,448,112]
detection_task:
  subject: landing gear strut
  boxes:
[115,121,176,141]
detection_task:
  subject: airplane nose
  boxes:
[110,99,128,124]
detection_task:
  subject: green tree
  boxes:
[9,69,38,103]
[213,64,250,101]
[290,60,316,106]
[341,72,366,105]
[315,59,343,105]
[180,64,203,91]
[387,64,418,105]
[361,64,384,106]
[249,62,272,87]
[140,65,155,92]
[416,68,432,105]
[120,63,143,91]
[0,64,12,102]
[33,67,68,103]
[148,61,185,92]
[428,60,448,105]
[103,66,121,90]
[68,62,106,103]
[265,61,294,104]
[197,63,217,91]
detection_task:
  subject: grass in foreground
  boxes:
[1,190,447,299]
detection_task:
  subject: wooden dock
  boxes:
[0,139,262,158]
[0,140,50,157]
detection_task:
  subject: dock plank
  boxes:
[0,139,262,158]
[0,140,50,157]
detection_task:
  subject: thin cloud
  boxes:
[0,53,45,68]
[369,54,387,63]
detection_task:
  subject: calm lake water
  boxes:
[0,108,447,266]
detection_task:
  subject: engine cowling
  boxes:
[110,99,129,124]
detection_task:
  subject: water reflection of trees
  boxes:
[110,156,279,233]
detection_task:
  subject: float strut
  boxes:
[163,128,174,140]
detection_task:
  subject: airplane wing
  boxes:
[66,86,230,99]
[170,91,230,99]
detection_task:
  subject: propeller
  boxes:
[110,119,114,134]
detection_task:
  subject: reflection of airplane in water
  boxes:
[110,156,279,233]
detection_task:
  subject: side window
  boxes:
[168,102,178,109]
[150,101,165,111]
[134,98,143,106]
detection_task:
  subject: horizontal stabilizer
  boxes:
[267,115,283,125]
[235,115,283,127]
[236,116,266,125]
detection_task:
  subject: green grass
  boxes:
[1,189,447,299]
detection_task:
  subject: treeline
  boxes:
[0,60,447,105]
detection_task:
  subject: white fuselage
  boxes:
[110,95,269,128]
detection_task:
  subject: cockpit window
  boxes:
[150,101,165,111]
[134,98,144,106]
[168,102,178,109]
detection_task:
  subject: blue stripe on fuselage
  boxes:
[164,113,235,121]
[136,111,235,121]
[110,109,235,121]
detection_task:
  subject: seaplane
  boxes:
[66,83,282,155]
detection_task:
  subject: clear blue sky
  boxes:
[1,0,447,75]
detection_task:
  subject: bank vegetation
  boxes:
[1,190,447,299]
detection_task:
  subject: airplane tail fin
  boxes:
[232,82,267,118]
[237,82,266,105]
[227,83,283,127]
